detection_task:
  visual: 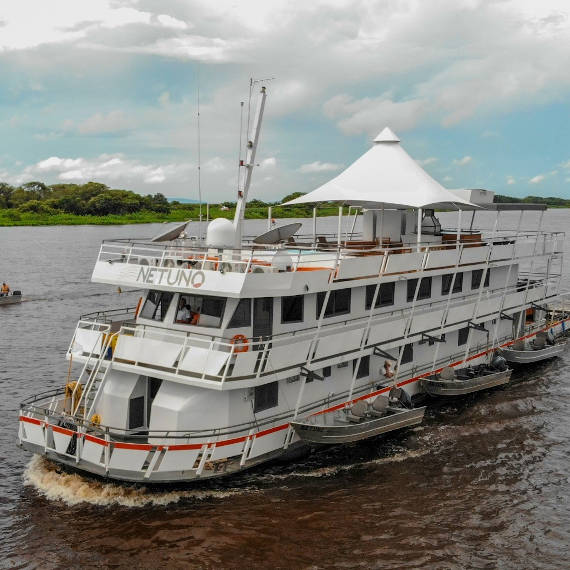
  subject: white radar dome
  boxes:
[206,218,235,247]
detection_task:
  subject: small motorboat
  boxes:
[0,290,22,306]
[422,357,512,397]
[501,332,567,364]
[291,388,426,444]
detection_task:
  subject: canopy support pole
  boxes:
[417,208,422,252]
[456,209,462,248]
[312,207,317,246]
[337,206,343,247]
[380,206,384,247]
[267,206,272,231]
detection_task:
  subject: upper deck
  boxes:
[92,226,564,297]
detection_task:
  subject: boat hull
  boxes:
[502,343,566,364]
[291,407,426,444]
[0,295,22,305]
[422,369,511,396]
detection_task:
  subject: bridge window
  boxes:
[442,273,463,295]
[471,269,490,290]
[365,282,395,309]
[317,288,351,318]
[228,298,251,328]
[407,277,432,302]
[282,295,304,323]
[254,381,279,413]
[176,294,226,328]
[139,290,174,321]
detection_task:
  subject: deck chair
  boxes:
[346,400,368,423]
[369,396,389,417]
[388,387,412,408]
[533,332,547,349]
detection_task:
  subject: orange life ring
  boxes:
[230,334,249,353]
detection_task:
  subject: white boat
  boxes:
[422,362,512,397]
[0,290,22,305]
[501,332,567,364]
[17,84,570,484]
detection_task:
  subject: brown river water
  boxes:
[1,212,569,569]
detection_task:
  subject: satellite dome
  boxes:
[206,218,235,247]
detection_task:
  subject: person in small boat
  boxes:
[1,282,9,296]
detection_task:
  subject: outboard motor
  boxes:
[491,354,507,371]
[421,209,442,235]
[12,290,21,296]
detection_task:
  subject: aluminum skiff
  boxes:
[422,368,512,396]
[291,406,426,444]
[502,340,567,364]
[0,292,22,306]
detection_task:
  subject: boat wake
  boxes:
[23,455,256,508]
[256,448,430,482]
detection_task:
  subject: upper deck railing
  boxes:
[96,230,564,281]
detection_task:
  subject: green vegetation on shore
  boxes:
[0,180,568,227]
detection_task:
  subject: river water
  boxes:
[1,211,569,568]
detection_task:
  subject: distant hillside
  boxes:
[494,194,570,207]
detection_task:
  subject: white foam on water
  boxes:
[23,455,256,508]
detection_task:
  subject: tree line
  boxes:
[0,181,171,215]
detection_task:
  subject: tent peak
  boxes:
[373,127,400,143]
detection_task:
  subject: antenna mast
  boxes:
[197,69,203,238]
[233,80,269,247]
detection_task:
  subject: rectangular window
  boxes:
[400,344,413,364]
[365,282,395,309]
[281,295,304,323]
[139,290,174,321]
[128,396,145,429]
[176,294,226,328]
[323,366,332,378]
[407,277,432,302]
[353,356,370,379]
[441,272,463,295]
[254,381,279,413]
[458,327,469,346]
[471,269,490,290]
[317,289,351,318]
[228,298,251,328]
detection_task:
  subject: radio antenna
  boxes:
[196,66,203,239]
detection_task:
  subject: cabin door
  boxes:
[253,297,273,348]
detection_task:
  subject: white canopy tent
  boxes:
[283,127,476,210]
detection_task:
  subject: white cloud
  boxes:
[560,159,570,169]
[418,157,438,166]
[298,161,343,173]
[64,111,133,135]
[507,176,516,185]
[529,174,545,184]
[156,14,188,30]
[259,157,277,168]
[453,156,472,166]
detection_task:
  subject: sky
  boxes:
[1,0,569,203]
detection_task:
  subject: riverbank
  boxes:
[0,205,340,227]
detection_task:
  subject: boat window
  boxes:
[254,381,278,413]
[458,327,469,346]
[228,298,251,328]
[441,273,463,295]
[406,277,432,302]
[323,366,332,378]
[365,283,395,309]
[353,356,370,379]
[471,269,490,290]
[317,288,351,318]
[282,295,304,323]
[176,294,226,328]
[400,344,413,364]
[139,290,174,321]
